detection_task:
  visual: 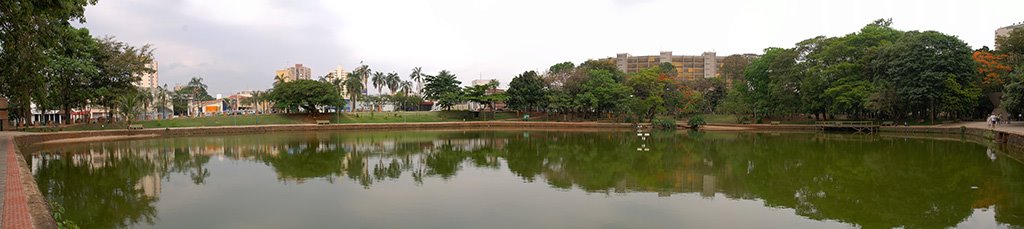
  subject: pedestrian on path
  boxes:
[989,114,997,128]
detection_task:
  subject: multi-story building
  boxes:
[134,60,159,89]
[471,79,498,87]
[996,21,1024,50]
[606,51,724,81]
[328,65,348,95]
[275,64,312,82]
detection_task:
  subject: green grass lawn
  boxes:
[702,114,741,124]
[331,111,519,123]
[140,114,304,128]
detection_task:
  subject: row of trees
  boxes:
[500,19,1023,123]
[719,19,982,122]
[1,0,157,125]
[504,60,711,122]
[266,65,432,114]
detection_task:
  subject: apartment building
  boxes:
[996,21,1024,50]
[275,64,312,82]
[607,52,724,81]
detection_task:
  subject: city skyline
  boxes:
[76,0,1023,95]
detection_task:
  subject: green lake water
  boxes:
[28,130,1024,228]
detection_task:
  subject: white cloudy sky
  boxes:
[79,0,1023,96]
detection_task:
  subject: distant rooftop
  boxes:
[1000,21,1024,30]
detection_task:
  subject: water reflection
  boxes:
[30,130,1024,228]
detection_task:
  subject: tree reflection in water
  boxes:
[30,131,1024,228]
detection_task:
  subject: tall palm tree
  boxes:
[371,71,386,95]
[386,72,401,95]
[346,64,371,112]
[156,84,170,119]
[249,90,262,113]
[410,67,424,95]
[344,72,366,112]
[399,81,413,95]
[139,88,154,120]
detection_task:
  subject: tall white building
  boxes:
[329,65,348,96]
[134,60,159,89]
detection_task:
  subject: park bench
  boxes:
[128,124,144,130]
[881,121,894,126]
[770,121,781,125]
[316,120,331,125]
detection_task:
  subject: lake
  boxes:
[29,130,1024,228]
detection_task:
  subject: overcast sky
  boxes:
[79,0,1023,96]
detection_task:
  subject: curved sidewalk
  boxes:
[1,132,49,229]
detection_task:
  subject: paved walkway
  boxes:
[940,121,1024,135]
[1,132,33,229]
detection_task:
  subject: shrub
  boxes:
[653,118,677,130]
[688,116,707,129]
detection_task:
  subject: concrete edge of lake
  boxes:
[5,120,1024,229]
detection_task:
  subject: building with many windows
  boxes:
[134,60,159,89]
[606,52,723,81]
[275,64,312,82]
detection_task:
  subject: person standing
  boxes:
[989,114,997,128]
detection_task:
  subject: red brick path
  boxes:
[2,137,32,229]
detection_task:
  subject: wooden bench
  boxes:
[316,120,331,125]
[770,121,781,125]
[881,121,894,126]
[128,124,144,130]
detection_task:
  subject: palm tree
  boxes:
[399,81,413,95]
[371,71,385,95]
[139,88,154,120]
[117,89,143,124]
[274,74,288,86]
[156,84,170,119]
[187,77,208,117]
[344,71,366,112]
[249,90,262,113]
[386,72,401,95]
[410,67,424,95]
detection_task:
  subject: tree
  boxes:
[92,37,155,122]
[974,50,1014,92]
[1,0,97,125]
[399,81,413,95]
[177,77,212,117]
[423,70,463,110]
[410,67,424,94]
[386,72,401,95]
[1002,70,1024,116]
[577,69,630,117]
[872,31,976,122]
[625,68,667,122]
[371,71,386,95]
[274,74,288,86]
[155,84,171,119]
[463,80,506,115]
[996,28,1024,66]
[544,61,575,88]
[506,71,547,112]
[45,26,99,124]
[268,80,344,114]
[344,69,367,112]
[720,54,753,84]
[116,88,144,124]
